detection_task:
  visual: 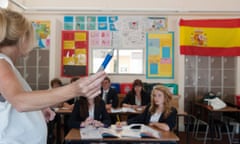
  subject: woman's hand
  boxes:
[73,71,106,99]
[42,108,56,123]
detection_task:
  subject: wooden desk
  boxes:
[65,127,179,143]
[109,107,144,121]
[55,107,143,143]
[195,103,240,144]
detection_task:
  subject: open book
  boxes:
[80,124,161,139]
[101,124,160,138]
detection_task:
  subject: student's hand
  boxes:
[121,121,127,126]
[73,71,106,99]
[85,117,94,125]
[92,120,104,128]
[105,104,112,111]
[42,108,56,122]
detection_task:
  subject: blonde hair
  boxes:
[0,8,34,52]
[149,85,173,119]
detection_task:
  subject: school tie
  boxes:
[103,91,107,103]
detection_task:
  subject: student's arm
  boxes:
[121,92,133,107]
[110,88,119,108]
[100,101,112,127]
[127,106,149,125]
[150,107,177,131]
[68,101,84,128]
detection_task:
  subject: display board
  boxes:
[61,31,88,77]
[146,32,174,79]
[32,20,51,49]
[62,15,174,78]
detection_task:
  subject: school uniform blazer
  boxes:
[121,90,150,106]
[127,105,177,131]
[99,87,119,108]
[68,99,111,128]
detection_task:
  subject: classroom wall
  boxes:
[8,0,240,112]
[11,0,240,12]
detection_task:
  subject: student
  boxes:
[125,85,177,131]
[63,76,80,135]
[99,76,119,124]
[99,76,119,109]
[0,9,106,144]
[68,96,111,128]
[50,78,64,108]
[50,78,63,88]
[121,79,150,110]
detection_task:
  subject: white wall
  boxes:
[15,0,240,12]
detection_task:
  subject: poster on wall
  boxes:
[32,20,51,49]
[61,31,88,77]
[146,32,174,79]
[146,17,168,31]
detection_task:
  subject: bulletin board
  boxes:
[61,31,88,77]
[146,32,174,79]
[62,15,174,78]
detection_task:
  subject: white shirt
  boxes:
[0,54,47,144]
[102,89,109,102]
[88,105,95,118]
[150,112,162,122]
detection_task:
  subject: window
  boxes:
[92,48,144,74]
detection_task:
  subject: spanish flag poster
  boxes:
[180,18,240,56]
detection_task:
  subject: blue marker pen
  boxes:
[97,48,114,72]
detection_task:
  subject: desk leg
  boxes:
[56,114,61,144]
[209,112,214,144]
[186,115,190,144]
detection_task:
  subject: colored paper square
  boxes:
[87,23,96,30]
[162,46,170,58]
[98,23,108,30]
[148,39,160,55]
[75,16,85,22]
[87,16,96,22]
[150,63,158,74]
[64,16,74,22]
[76,22,85,30]
[98,16,107,22]
[62,32,74,40]
[64,23,73,30]
[63,41,75,49]
[75,32,86,41]
[108,16,118,23]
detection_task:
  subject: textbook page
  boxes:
[80,126,102,139]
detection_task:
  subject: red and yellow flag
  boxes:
[180,18,240,56]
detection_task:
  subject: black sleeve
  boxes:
[121,92,132,106]
[96,100,112,127]
[142,91,151,106]
[161,107,177,131]
[68,101,83,128]
[110,88,119,108]
[127,105,150,125]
